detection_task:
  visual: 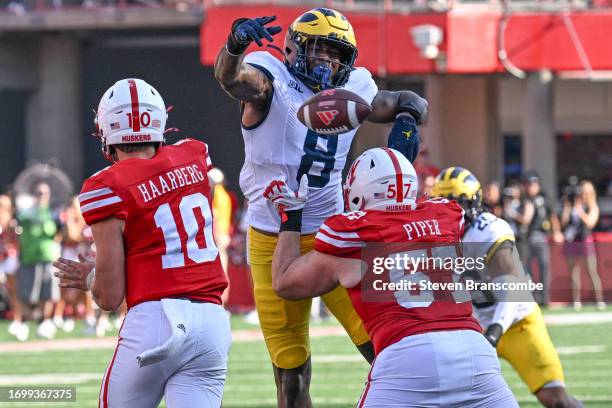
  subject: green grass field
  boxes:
[0,308,610,407]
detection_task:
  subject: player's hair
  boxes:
[113,142,159,153]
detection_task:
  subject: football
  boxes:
[297,88,372,136]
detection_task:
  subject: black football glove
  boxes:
[387,113,420,163]
[226,16,282,55]
[397,91,428,125]
[483,323,504,348]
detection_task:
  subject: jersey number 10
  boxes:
[153,192,218,269]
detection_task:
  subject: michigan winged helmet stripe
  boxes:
[432,166,481,200]
[431,166,483,223]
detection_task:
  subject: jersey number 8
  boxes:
[297,130,338,188]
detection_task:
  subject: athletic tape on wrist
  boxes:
[280,210,303,232]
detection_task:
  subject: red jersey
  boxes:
[314,198,481,354]
[78,139,227,308]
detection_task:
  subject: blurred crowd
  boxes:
[0,0,200,15]
[0,165,254,342]
[415,155,608,311]
[0,162,608,341]
[0,182,129,341]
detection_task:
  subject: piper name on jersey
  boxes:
[403,219,441,240]
[137,164,205,203]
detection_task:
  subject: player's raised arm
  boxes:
[214,16,280,103]
[367,90,428,124]
[365,90,429,162]
[272,234,353,300]
[263,176,361,299]
[481,240,527,347]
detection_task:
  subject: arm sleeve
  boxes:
[314,215,365,259]
[78,178,126,226]
[490,298,519,333]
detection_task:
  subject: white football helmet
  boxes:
[95,78,167,161]
[344,147,418,211]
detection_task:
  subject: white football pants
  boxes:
[99,300,231,408]
[357,329,518,408]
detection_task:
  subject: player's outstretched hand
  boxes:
[263,175,309,220]
[227,16,282,55]
[53,254,95,291]
[398,91,428,125]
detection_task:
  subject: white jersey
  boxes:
[239,51,378,234]
[462,212,535,329]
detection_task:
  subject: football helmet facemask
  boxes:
[95,78,167,162]
[431,166,483,223]
[284,8,357,92]
[344,147,418,212]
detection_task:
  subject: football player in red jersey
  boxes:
[264,148,518,407]
[53,79,231,408]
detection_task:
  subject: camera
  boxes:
[502,187,515,201]
[563,176,582,203]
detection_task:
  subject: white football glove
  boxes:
[263,175,309,221]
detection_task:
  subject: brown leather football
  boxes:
[297,88,372,135]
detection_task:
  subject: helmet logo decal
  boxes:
[128,79,141,132]
[347,159,360,186]
[382,148,404,203]
[316,109,339,126]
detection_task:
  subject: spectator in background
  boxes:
[412,146,440,180]
[0,195,27,341]
[54,196,96,333]
[561,179,606,311]
[16,182,62,339]
[418,174,436,200]
[483,181,503,218]
[521,171,563,306]
[209,167,233,306]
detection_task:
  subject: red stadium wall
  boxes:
[201,5,612,75]
[547,234,612,303]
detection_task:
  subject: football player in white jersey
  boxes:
[431,167,583,408]
[214,8,427,406]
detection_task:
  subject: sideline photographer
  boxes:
[561,177,605,310]
[502,182,532,251]
[521,171,562,306]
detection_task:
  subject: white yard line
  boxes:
[0,373,100,386]
[544,312,612,326]
[1,312,611,354]
[556,345,606,355]
[0,326,346,353]
[312,354,364,363]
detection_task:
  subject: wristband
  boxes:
[396,112,417,122]
[279,209,303,233]
[484,323,504,347]
[226,18,250,55]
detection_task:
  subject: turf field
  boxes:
[0,307,610,407]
